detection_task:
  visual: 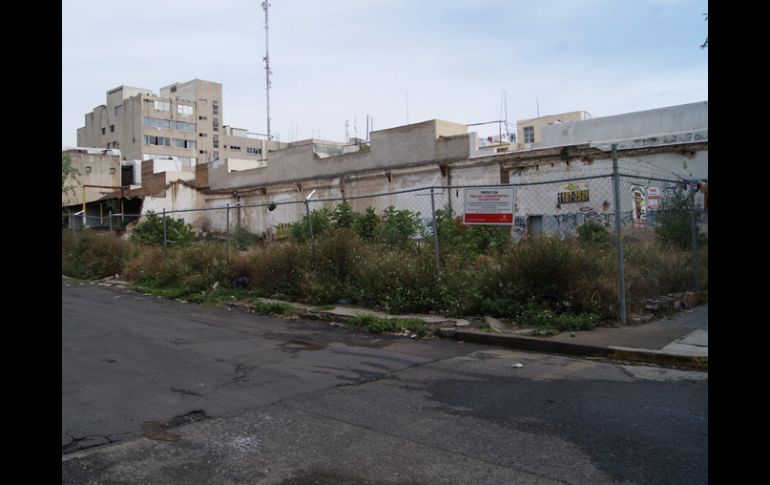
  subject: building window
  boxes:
[198,115,207,120]
[229,145,241,151]
[247,147,262,155]
[213,118,219,132]
[213,151,219,160]
[177,104,193,116]
[213,135,219,148]
[101,127,106,135]
[110,125,115,132]
[144,117,171,129]
[172,138,197,149]
[144,135,171,146]
[199,133,208,137]
[212,100,219,115]
[523,126,535,144]
[154,100,171,112]
[171,120,196,132]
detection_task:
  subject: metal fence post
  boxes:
[162,208,168,248]
[430,186,441,275]
[305,200,316,257]
[226,203,231,257]
[109,210,113,235]
[71,213,76,236]
[690,186,699,292]
[611,144,627,324]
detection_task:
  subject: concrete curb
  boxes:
[71,282,706,371]
[453,330,708,371]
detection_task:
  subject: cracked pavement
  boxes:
[63,282,707,484]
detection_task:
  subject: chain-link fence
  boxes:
[63,147,706,322]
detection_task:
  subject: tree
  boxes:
[62,153,80,198]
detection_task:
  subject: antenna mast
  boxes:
[262,1,272,141]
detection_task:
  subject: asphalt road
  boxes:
[62,281,707,485]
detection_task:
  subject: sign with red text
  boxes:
[463,187,514,225]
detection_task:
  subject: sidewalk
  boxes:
[79,276,708,371]
[252,295,708,371]
[450,304,708,370]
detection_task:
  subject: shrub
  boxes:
[291,207,333,242]
[577,219,611,245]
[378,206,422,247]
[62,230,133,279]
[302,228,370,303]
[131,211,194,246]
[242,242,310,296]
[655,187,700,250]
[352,246,439,313]
[352,207,380,240]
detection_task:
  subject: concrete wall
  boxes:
[62,149,122,206]
[208,120,471,190]
[539,102,708,148]
[506,147,708,240]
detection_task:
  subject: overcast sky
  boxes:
[62,0,708,146]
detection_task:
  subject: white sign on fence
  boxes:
[463,187,514,225]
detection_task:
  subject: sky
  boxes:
[62,0,708,146]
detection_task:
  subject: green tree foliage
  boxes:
[291,207,333,241]
[131,211,194,246]
[62,153,80,198]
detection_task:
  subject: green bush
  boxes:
[291,207,333,242]
[131,211,194,246]
[378,206,422,247]
[351,207,380,240]
[577,219,611,245]
[655,188,700,250]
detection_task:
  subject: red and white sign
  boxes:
[647,186,661,210]
[463,187,514,225]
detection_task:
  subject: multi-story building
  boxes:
[76,79,284,168]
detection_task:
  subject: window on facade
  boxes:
[177,104,193,116]
[523,126,535,144]
[110,125,115,132]
[229,145,241,151]
[213,151,219,160]
[171,120,196,132]
[213,118,219,132]
[199,133,208,137]
[212,100,219,115]
[172,138,196,149]
[101,127,106,135]
[144,117,171,129]
[213,135,219,148]
[198,115,207,120]
[144,135,171,146]
[154,100,171,112]
[247,147,262,155]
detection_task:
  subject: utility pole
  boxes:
[262,1,273,143]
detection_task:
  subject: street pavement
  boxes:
[62,281,707,484]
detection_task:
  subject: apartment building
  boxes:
[76,79,282,168]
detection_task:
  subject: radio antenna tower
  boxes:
[262,1,273,141]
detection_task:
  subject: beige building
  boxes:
[76,79,285,168]
[62,148,122,207]
[515,111,589,149]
